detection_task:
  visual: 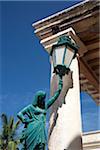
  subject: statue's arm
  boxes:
[17,106,29,123]
[46,76,63,109]
[17,105,46,124]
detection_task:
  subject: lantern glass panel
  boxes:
[64,46,74,68]
[53,45,65,67]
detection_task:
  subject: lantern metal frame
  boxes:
[50,35,78,76]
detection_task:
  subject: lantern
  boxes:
[50,36,78,76]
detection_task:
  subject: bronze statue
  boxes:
[17,75,63,150]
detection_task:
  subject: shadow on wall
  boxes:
[48,71,73,139]
[64,135,83,150]
[48,135,82,150]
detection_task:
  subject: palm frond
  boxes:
[9,117,14,131]
[1,114,8,127]
[0,114,20,149]
[13,120,20,131]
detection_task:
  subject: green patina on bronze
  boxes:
[17,75,63,150]
[50,36,78,57]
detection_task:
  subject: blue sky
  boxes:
[0,1,99,133]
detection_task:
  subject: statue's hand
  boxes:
[22,118,29,124]
[23,118,35,124]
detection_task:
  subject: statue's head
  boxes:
[32,91,46,109]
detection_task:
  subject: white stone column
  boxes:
[48,58,83,150]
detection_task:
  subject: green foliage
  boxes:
[0,113,20,150]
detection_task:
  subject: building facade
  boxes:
[33,0,99,149]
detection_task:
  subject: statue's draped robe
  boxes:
[19,104,46,149]
[17,78,62,150]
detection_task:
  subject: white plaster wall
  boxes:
[48,58,83,150]
[83,131,100,150]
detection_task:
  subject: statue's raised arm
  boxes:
[46,75,63,109]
